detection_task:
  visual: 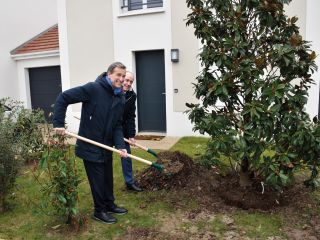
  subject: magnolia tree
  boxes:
[186,0,320,189]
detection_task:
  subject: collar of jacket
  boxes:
[95,72,121,96]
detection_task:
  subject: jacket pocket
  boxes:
[87,102,97,120]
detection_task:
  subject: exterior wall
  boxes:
[306,0,320,118]
[58,0,114,132]
[171,1,198,112]
[65,0,114,89]
[112,0,171,134]
[0,0,57,100]
[169,0,201,136]
[284,0,306,39]
[112,0,199,136]
[285,0,320,118]
[59,0,320,136]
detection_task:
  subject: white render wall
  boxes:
[285,0,320,118]
[112,0,199,136]
[285,0,306,39]
[57,0,115,133]
[0,0,57,100]
[306,0,320,119]
[59,0,319,136]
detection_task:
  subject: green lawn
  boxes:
[0,137,318,239]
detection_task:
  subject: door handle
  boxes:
[162,92,166,95]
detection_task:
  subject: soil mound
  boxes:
[137,151,199,190]
[137,151,317,212]
[217,174,285,210]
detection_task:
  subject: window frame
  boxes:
[121,0,163,12]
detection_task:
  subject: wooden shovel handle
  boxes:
[124,138,148,151]
[65,131,152,166]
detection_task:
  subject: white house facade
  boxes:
[0,0,58,103]
[286,0,320,120]
[56,0,320,136]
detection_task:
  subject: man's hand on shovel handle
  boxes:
[129,138,136,146]
[119,149,128,158]
[54,127,66,135]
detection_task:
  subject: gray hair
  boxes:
[107,62,126,74]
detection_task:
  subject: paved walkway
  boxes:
[133,136,180,150]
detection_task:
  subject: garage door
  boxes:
[29,66,62,122]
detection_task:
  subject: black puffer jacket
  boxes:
[53,72,125,162]
[122,90,136,138]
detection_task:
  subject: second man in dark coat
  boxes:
[121,71,143,192]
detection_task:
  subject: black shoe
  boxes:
[126,183,143,192]
[93,211,117,224]
[106,205,128,215]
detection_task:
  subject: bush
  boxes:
[0,99,22,212]
[14,108,47,163]
[0,98,48,212]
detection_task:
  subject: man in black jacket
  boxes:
[53,62,128,224]
[121,71,143,192]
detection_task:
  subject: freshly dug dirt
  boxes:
[132,151,320,239]
[137,151,224,213]
[137,151,211,191]
[217,174,287,210]
[137,151,317,212]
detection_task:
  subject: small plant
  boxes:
[35,133,86,230]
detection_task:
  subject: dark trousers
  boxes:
[121,142,134,185]
[83,158,114,213]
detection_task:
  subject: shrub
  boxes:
[0,99,21,212]
[0,97,48,212]
[14,108,47,163]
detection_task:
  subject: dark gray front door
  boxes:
[29,66,62,122]
[136,50,166,132]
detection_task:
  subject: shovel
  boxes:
[73,116,159,159]
[65,131,164,171]
[124,138,159,159]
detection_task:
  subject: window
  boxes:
[147,0,163,8]
[128,0,142,11]
[121,0,163,11]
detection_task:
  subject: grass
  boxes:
[0,136,318,239]
[170,136,209,159]
[233,212,286,238]
[0,147,166,239]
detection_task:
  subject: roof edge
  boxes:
[10,24,58,55]
[11,50,60,61]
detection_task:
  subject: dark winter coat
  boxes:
[122,90,136,138]
[53,72,125,162]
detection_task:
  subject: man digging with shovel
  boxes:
[53,62,129,224]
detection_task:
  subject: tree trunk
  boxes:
[239,156,252,187]
[0,197,4,213]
